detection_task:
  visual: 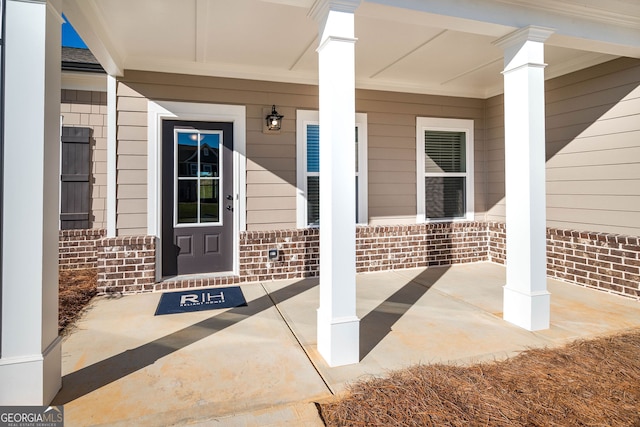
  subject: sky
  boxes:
[62,14,88,48]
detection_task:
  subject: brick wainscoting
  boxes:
[60,223,640,299]
[97,236,156,293]
[486,224,640,300]
[487,222,506,264]
[158,222,489,292]
[356,223,488,272]
[59,228,106,270]
[546,230,640,299]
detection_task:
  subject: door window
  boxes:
[175,130,222,226]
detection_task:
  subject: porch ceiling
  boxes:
[63,0,640,98]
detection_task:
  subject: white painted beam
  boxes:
[495,26,552,331]
[367,0,640,58]
[310,0,361,367]
[0,0,63,404]
[63,0,125,76]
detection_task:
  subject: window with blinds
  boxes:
[425,130,466,219]
[296,110,368,228]
[305,124,360,226]
[417,118,474,222]
[424,131,466,174]
[306,124,320,225]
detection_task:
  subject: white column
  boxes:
[310,0,360,367]
[494,26,553,331]
[106,75,117,237]
[0,0,63,404]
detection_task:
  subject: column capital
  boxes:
[317,35,357,53]
[494,26,554,72]
[493,25,555,51]
[309,0,361,26]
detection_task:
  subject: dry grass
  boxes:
[59,268,97,333]
[320,330,640,426]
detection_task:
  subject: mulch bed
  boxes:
[319,330,640,426]
[59,268,98,333]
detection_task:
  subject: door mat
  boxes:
[155,286,247,316]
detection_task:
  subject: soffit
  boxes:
[65,0,632,98]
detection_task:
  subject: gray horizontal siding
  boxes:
[484,57,640,235]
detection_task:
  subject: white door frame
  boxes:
[147,101,246,280]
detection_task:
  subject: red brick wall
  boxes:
[486,223,640,299]
[487,222,506,264]
[59,228,106,270]
[65,222,639,298]
[155,229,319,291]
[158,222,489,291]
[356,223,488,272]
[97,236,156,293]
[547,229,640,299]
[239,229,320,281]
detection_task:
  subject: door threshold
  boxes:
[160,271,237,283]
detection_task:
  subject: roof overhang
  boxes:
[62,0,640,98]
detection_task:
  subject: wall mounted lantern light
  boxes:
[265,105,284,131]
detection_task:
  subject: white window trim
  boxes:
[296,110,368,228]
[416,117,474,223]
[147,101,246,281]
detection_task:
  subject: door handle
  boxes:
[226,195,233,200]
[226,205,233,212]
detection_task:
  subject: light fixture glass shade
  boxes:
[266,105,284,131]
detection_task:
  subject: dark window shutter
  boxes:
[60,126,91,230]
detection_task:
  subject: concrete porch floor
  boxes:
[53,262,640,426]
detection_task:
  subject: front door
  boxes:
[162,120,234,276]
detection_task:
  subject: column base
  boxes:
[0,336,62,405]
[317,309,359,367]
[503,286,550,331]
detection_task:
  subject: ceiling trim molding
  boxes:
[493,25,554,50]
[309,0,361,24]
[439,57,502,87]
[369,30,447,79]
[493,0,640,29]
[289,35,318,71]
[195,0,208,62]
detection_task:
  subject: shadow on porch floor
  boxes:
[54,262,640,426]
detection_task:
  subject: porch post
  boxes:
[106,74,117,237]
[0,0,63,403]
[495,26,553,331]
[310,0,360,367]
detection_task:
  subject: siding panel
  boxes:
[116,72,483,230]
[484,58,640,234]
[365,89,485,224]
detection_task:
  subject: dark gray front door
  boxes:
[162,120,234,276]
